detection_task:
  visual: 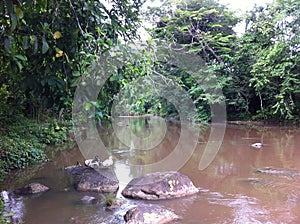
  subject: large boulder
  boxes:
[66,167,119,193]
[122,171,199,200]
[14,183,49,195]
[124,204,179,224]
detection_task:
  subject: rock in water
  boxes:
[76,168,119,193]
[124,204,179,224]
[65,166,119,193]
[255,167,300,177]
[80,195,95,203]
[1,190,24,223]
[14,183,49,195]
[121,171,199,200]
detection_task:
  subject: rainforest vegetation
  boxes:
[0,0,299,187]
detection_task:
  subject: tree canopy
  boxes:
[1,0,299,122]
[148,0,300,121]
[0,0,144,120]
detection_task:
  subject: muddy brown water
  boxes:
[2,117,300,224]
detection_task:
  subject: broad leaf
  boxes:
[4,36,13,53]
[11,13,18,31]
[42,36,49,54]
[15,6,24,19]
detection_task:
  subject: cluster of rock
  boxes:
[7,167,199,224]
[120,171,199,223]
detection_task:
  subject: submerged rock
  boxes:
[66,166,119,193]
[255,167,300,178]
[14,183,49,195]
[105,197,128,210]
[80,195,96,203]
[122,171,199,200]
[90,203,136,224]
[124,204,179,224]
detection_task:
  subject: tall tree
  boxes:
[247,0,300,120]
[0,0,144,119]
[147,0,239,121]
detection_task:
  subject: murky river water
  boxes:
[2,117,300,224]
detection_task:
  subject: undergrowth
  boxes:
[0,115,72,181]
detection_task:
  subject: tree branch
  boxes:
[187,28,234,76]
[69,0,85,35]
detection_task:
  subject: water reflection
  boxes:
[112,116,167,151]
[1,119,300,223]
[108,117,200,180]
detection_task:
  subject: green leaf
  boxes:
[14,60,23,71]
[14,55,26,61]
[11,13,18,31]
[72,71,81,77]
[42,36,49,54]
[109,76,117,81]
[4,36,13,53]
[90,101,98,107]
[85,102,91,111]
[107,39,113,46]
[40,80,46,86]
[23,36,30,49]
[15,6,24,19]
[48,77,57,86]
[30,35,38,54]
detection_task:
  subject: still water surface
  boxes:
[2,117,300,224]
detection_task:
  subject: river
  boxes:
[1,117,300,223]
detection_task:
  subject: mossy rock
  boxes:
[14,182,49,195]
[66,166,119,193]
[122,171,199,200]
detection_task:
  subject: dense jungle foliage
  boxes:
[0,0,300,177]
[148,0,300,121]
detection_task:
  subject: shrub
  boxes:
[0,115,72,180]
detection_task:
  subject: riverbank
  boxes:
[0,115,73,180]
[0,115,73,223]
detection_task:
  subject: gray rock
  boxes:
[74,168,119,193]
[122,171,199,200]
[64,165,80,171]
[66,167,92,175]
[80,195,95,203]
[14,183,49,195]
[124,204,179,224]
[1,190,24,223]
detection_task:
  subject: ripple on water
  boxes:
[206,192,273,224]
